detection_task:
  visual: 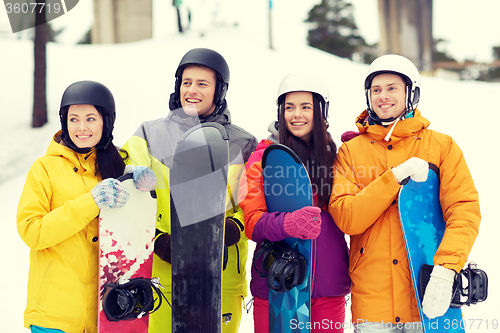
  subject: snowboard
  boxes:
[262,144,313,333]
[399,164,465,333]
[98,172,158,333]
[170,123,229,333]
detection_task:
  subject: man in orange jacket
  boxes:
[329,55,481,332]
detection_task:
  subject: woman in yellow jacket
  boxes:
[17,81,156,333]
[329,55,481,332]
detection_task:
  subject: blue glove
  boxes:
[92,178,130,209]
[125,165,157,192]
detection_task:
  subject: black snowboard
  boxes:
[170,123,229,333]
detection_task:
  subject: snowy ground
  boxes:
[1,3,499,332]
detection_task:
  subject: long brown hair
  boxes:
[93,104,128,179]
[95,143,127,180]
[278,93,337,208]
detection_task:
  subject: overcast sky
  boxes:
[1,0,499,63]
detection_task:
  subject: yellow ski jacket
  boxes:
[121,106,257,330]
[17,131,100,333]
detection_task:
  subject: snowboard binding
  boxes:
[253,239,307,293]
[101,277,170,322]
[419,262,488,308]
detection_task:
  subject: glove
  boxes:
[422,265,456,318]
[225,218,241,247]
[92,178,130,209]
[154,232,172,264]
[125,165,157,192]
[392,157,429,184]
[283,206,322,240]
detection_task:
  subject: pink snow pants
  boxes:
[253,296,346,332]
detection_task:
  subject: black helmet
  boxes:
[59,80,115,153]
[172,48,230,116]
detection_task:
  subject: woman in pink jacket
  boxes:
[240,73,351,332]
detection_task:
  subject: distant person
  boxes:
[122,48,257,333]
[329,54,481,332]
[240,72,351,333]
[17,81,156,333]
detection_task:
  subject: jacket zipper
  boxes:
[235,244,241,274]
[310,238,316,295]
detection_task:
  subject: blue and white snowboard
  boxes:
[262,144,313,333]
[399,165,464,333]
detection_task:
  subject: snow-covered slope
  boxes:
[1,2,499,332]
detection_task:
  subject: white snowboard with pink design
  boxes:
[97,173,157,333]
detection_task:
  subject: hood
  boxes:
[266,121,279,143]
[48,130,98,172]
[355,109,430,144]
[243,121,279,170]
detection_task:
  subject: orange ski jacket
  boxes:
[329,109,480,324]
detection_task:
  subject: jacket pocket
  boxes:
[37,261,57,306]
[348,229,370,274]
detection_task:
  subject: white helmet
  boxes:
[364,54,421,124]
[277,72,330,119]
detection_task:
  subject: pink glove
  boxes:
[283,206,322,240]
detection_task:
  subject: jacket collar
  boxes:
[356,109,430,143]
[168,102,232,128]
[48,130,98,172]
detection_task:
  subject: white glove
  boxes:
[392,157,428,184]
[422,265,456,318]
[92,178,130,209]
[124,165,157,192]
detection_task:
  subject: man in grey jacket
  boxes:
[122,48,257,333]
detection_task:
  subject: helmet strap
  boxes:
[171,79,226,118]
[384,117,400,141]
[365,86,413,127]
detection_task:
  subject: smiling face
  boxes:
[370,73,407,120]
[283,91,314,143]
[67,104,103,148]
[179,65,217,117]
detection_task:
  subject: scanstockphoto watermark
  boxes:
[312,319,500,331]
[290,319,424,331]
[260,163,384,198]
[289,318,356,330]
[3,0,79,33]
[290,320,424,331]
[354,321,423,330]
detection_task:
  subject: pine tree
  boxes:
[305,0,366,60]
[483,45,500,81]
[493,46,500,61]
[433,38,457,63]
